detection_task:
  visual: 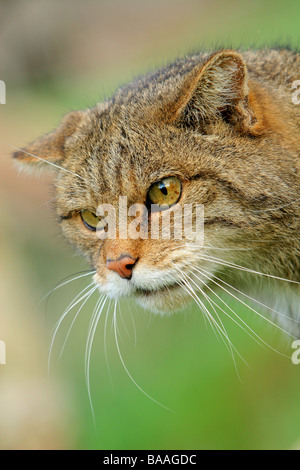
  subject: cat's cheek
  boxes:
[59,218,101,254]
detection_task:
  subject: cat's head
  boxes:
[14,49,298,313]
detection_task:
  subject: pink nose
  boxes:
[106,255,137,279]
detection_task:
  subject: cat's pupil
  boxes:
[159,183,168,196]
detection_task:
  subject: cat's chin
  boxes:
[95,272,191,314]
[134,284,190,314]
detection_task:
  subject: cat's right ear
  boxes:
[162,50,271,136]
[13,110,84,172]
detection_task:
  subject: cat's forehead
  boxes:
[89,123,183,200]
[59,72,229,213]
[59,106,194,210]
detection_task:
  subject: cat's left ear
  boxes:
[164,50,267,135]
[13,110,84,171]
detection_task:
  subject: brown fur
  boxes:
[14,48,300,333]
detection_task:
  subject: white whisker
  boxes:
[37,189,87,209]
[104,299,114,390]
[198,254,300,285]
[112,300,173,413]
[189,264,291,357]
[7,142,84,180]
[175,266,246,372]
[197,265,296,340]
[198,263,300,325]
[85,294,109,425]
[58,285,99,360]
[48,281,96,373]
[41,270,96,304]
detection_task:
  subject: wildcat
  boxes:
[14,48,300,339]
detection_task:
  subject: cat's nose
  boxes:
[106,255,138,279]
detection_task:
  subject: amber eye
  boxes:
[147,176,182,208]
[80,210,106,231]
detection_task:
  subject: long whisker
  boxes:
[179,277,230,347]
[128,304,138,348]
[48,281,96,373]
[189,264,291,357]
[117,302,133,343]
[175,266,246,371]
[198,254,300,285]
[169,244,250,252]
[37,189,87,209]
[85,294,108,384]
[49,281,97,338]
[112,300,173,413]
[195,265,296,348]
[85,294,108,425]
[175,267,222,338]
[171,244,299,326]
[198,263,300,325]
[178,278,215,334]
[104,299,114,390]
[58,284,99,360]
[175,266,237,355]
[41,269,96,304]
[7,142,84,180]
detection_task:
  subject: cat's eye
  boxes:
[147,176,182,208]
[80,209,106,231]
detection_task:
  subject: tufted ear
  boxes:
[13,110,84,171]
[165,50,270,135]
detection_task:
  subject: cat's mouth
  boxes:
[95,271,190,312]
[133,281,180,297]
[132,280,189,313]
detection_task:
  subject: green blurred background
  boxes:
[0,0,299,450]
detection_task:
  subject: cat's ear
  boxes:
[13,110,84,171]
[165,50,265,135]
